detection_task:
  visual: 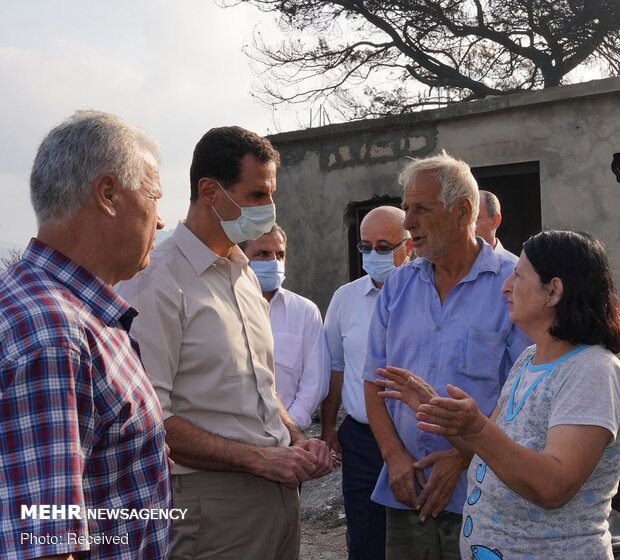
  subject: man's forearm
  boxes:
[164,415,263,473]
[320,370,343,431]
[275,394,306,445]
[364,380,408,462]
[165,415,324,488]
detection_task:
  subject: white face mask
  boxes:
[212,181,276,244]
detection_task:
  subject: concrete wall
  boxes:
[269,78,620,314]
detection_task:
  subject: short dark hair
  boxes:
[523,230,620,353]
[238,224,287,253]
[189,126,280,201]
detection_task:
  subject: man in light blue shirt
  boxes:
[363,152,530,560]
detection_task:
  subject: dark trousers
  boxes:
[386,508,461,560]
[339,415,386,560]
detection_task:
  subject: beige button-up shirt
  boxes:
[117,222,290,474]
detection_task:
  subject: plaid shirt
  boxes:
[0,239,171,559]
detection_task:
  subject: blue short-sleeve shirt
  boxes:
[363,241,530,513]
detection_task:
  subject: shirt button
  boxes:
[429,362,436,368]
[435,325,441,332]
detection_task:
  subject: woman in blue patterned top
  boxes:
[376,230,620,560]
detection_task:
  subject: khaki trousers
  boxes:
[169,471,300,560]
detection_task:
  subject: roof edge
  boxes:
[267,77,620,144]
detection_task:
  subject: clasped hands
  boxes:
[387,447,468,521]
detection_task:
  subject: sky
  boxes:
[0,0,304,251]
[0,2,607,254]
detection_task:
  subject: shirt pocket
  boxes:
[273,331,303,378]
[457,327,506,380]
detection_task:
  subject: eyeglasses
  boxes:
[356,239,408,255]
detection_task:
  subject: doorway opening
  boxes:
[472,161,541,255]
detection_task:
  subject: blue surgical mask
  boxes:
[250,259,286,292]
[362,251,396,284]
[212,182,276,244]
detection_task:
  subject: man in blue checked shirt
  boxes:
[363,151,530,560]
[0,111,171,560]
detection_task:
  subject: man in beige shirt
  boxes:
[117,126,332,560]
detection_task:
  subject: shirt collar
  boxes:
[268,287,285,308]
[23,238,135,329]
[411,238,501,283]
[469,239,502,277]
[363,274,381,296]
[172,221,249,276]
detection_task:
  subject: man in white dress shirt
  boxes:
[321,206,412,560]
[476,190,517,261]
[241,224,330,430]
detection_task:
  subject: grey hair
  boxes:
[479,190,501,219]
[398,150,479,228]
[30,110,159,227]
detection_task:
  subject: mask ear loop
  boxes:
[214,180,241,209]
[211,179,241,223]
[210,204,225,222]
